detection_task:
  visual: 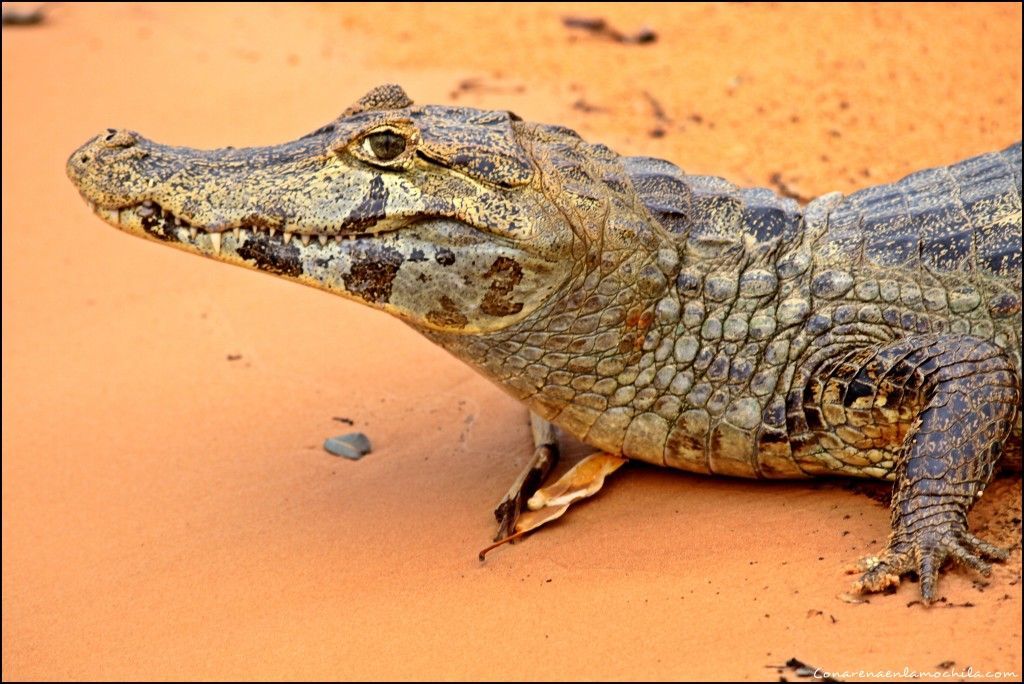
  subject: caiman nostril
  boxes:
[100,129,139,149]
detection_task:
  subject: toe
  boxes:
[918,547,945,603]
[855,551,913,594]
[960,532,1010,561]
[948,544,992,576]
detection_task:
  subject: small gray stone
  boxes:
[324,432,373,460]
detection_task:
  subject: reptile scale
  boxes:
[67,85,1022,603]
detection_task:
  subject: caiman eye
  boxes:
[363,130,407,162]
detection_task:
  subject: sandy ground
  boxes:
[3,3,1022,680]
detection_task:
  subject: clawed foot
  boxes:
[853,523,1009,603]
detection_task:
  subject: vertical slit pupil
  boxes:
[367,131,406,161]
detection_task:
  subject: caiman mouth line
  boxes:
[86,199,399,254]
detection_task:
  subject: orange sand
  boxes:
[3,3,1022,680]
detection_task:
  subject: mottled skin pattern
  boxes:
[67,85,1022,603]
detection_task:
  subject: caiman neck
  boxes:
[422,197,684,451]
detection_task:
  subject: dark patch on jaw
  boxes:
[141,211,180,243]
[435,248,456,266]
[236,234,303,277]
[347,243,404,303]
[409,248,426,262]
[342,175,389,232]
[480,256,525,316]
[426,295,468,328]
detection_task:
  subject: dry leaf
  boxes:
[514,502,571,533]
[478,453,627,560]
[526,453,627,511]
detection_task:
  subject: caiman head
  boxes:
[68,83,676,348]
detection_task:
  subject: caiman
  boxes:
[67,85,1022,603]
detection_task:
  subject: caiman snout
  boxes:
[67,128,158,209]
[67,128,140,175]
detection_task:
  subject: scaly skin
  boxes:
[66,85,1022,603]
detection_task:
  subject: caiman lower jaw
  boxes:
[85,199,403,254]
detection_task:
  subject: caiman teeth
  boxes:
[102,201,372,252]
[96,206,120,223]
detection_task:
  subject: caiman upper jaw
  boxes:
[66,127,421,241]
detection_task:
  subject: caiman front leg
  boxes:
[489,412,627,554]
[493,412,560,541]
[825,335,1020,602]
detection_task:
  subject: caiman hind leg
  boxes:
[493,411,560,541]
[838,335,1020,602]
